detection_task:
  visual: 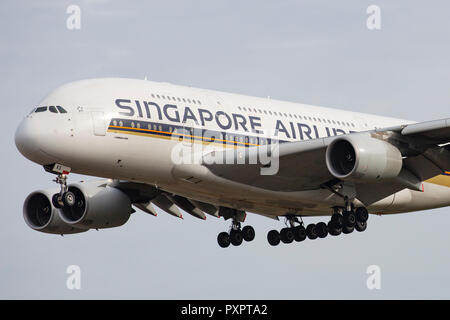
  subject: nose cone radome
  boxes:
[15,117,55,165]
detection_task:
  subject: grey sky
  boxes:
[1,0,450,299]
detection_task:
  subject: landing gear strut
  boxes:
[49,164,75,209]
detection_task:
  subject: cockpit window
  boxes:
[56,106,67,113]
[32,105,68,114]
[35,106,47,113]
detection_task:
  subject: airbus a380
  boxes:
[15,78,450,247]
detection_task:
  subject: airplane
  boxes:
[15,78,450,248]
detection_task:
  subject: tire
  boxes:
[343,210,356,227]
[217,232,230,248]
[280,228,294,244]
[355,221,367,232]
[62,191,76,207]
[242,225,255,242]
[230,229,243,246]
[327,221,342,236]
[316,222,328,238]
[293,226,307,242]
[52,193,63,209]
[267,230,280,246]
[306,224,318,240]
[331,213,343,229]
[342,224,354,234]
[355,207,369,223]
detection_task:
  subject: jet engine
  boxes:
[23,189,87,234]
[326,133,403,182]
[58,181,132,230]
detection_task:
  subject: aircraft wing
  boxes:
[200,117,450,205]
[399,118,450,142]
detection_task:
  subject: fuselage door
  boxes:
[91,111,106,136]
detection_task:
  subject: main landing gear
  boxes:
[217,220,256,248]
[267,216,307,246]
[267,206,369,246]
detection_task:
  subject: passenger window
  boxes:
[49,106,58,113]
[35,106,47,113]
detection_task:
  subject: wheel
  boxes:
[280,228,294,244]
[62,191,76,207]
[355,221,367,232]
[242,225,255,242]
[355,207,369,223]
[316,222,328,238]
[342,224,354,234]
[327,221,342,236]
[343,210,356,227]
[52,193,63,209]
[267,230,281,246]
[217,232,230,248]
[230,229,243,246]
[293,226,307,242]
[306,224,318,240]
[331,213,343,229]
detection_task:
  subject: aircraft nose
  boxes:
[15,117,39,157]
[15,117,55,164]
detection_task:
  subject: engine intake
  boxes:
[326,133,403,182]
[23,189,87,235]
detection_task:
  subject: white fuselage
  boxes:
[15,78,450,218]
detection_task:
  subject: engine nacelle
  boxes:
[59,181,132,229]
[23,189,87,235]
[326,133,403,182]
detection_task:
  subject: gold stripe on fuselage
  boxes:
[107,128,254,149]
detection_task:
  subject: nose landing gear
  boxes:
[47,164,74,209]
